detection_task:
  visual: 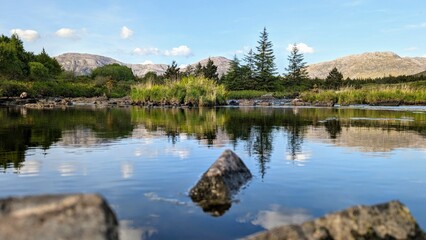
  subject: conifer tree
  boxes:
[285,43,309,83]
[325,67,343,89]
[164,60,180,81]
[194,63,203,77]
[254,27,277,90]
[202,58,219,81]
[243,48,256,78]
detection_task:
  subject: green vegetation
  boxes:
[300,81,426,105]
[91,63,134,81]
[131,76,227,106]
[285,43,309,83]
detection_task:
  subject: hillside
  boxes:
[55,53,231,77]
[307,52,426,79]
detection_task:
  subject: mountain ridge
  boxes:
[55,51,426,79]
[307,51,426,79]
[54,53,231,77]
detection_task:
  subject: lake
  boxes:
[0,106,425,239]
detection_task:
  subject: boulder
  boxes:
[19,92,28,99]
[0,194,119,240]
[291,98,306,106]
[190,149,252,216]
[245,201,425,240]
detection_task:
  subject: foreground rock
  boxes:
[190,149,252,216]
[0,194,118,240]
[246,201,425,240]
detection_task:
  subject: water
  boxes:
[0,106,425,239]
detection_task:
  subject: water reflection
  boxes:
[1,107,425,177]
[237,205,312,230]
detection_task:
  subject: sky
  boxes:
[1,0,426,72]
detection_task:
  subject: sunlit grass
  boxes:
[131,76,227,106]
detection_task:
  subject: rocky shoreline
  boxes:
[1,96,424,109]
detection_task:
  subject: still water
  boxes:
[0,106,425,239]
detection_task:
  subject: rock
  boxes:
[0,194,119,240]
[245,201,425,240]
[239,99,256,106]
[19,92,28,99]
[313,101,335,107]
[291,98,306,106]
[190,149,252,216]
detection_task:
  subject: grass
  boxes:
[300,82,426,105]
[131,76,227,106]
[0,79,131,98]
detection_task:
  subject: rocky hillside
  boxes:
[307,52,426,79]
[55,53,231,77]
[54,53,123,76]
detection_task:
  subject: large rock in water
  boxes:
[0,194,118,240]
[246,201,425,240]
[190,149,252,216]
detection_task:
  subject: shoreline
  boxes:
[1,96,426,110]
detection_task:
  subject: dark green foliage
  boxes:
[35,48,62,76]
[0,34,28,79]
[222,55,257,90]
[202,58,219,81]
[29,62,49,80]
[254,27,277,90]
[163,60,180,81]
[285,43,309,83]
[325,67,343,89]
[91,63,134,81]
[244,49,256,78]
[141,71,164,84]
[194,63,203,77]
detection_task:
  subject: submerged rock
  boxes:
[190,149,252,216]
[245,201,425,240]
[0,194,119,240]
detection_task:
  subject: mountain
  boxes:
[54,53,123,76]
[307,52,426,79]
[55,53,231,77]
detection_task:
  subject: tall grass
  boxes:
[131,76,227,106]
[300,83,426,105]
[227,90,289,99]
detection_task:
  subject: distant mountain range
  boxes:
[307,52,426,79]
[55,51,426,79]
[54,53,231,78]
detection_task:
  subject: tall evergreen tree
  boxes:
[164,60,180,81]
[285,43,309,83]
[194,63,203,77]
[36,48,62,76]
[202,58,219,81]
[243,48,256,78]
[254,27,277,91]
[325,67,343,89]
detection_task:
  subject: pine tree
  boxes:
[325,67,343,89]
[222,55,241,90]
[243,48,256,78]
[36,48,62,76]
[202,58,219,81]
[254,27,277,91]
[286,43,309,83]
[194,63,203,77]
[164,60,180,81]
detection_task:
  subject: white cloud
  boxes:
[55,28,79,39]
[120,26,134,39]
[141,60,154,65]
[133,47,160,56]
[286,43,315,54]
[404,47,418,51]
[164,45,193,57]
[10,29,40,42]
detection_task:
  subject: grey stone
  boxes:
[0,194,119,240]
[245,201,425,240]
[190,149,252,216]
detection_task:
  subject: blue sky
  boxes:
[1,0,425,72]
